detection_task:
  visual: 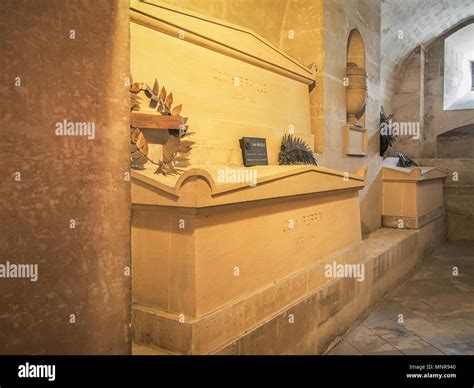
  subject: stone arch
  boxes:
[347,29,366,69]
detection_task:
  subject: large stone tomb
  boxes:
[130,0,366,354]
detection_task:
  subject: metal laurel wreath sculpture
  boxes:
[129,77,195,176]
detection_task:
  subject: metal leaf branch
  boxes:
[129,77,194,176]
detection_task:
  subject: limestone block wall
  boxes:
[391,46,424,158]
[380,0,474,111]
[280,0,383,235]
[417,159,474,241]
[0,0,131,354]
[437,125,474,158]
[423,24,474,158]
[279,0,325,154]
[391,20,474,159]
[160,0,288,48]
[158,0,384,235]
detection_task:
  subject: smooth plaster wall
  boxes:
[0,0,131,354]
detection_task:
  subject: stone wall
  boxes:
[380,0,474,111]
[423,22,474,158]
[160,0,288,48]
[437,125,474,159]
[391,46,424,157]
[0,0,131,354]
[280,0,383,235]
[161,0,384,235]
[418,159,474,241]
[390,20,474,159]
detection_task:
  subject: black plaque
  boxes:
[240,137,268,167]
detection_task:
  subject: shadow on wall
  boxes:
[359,165,382,237]
[0,1,131,354]
[437,124,474,158]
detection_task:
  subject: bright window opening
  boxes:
[444,23,474,110]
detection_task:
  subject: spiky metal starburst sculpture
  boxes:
[396,150,417,167]
[278,134,318,165]
[129,77,195,176]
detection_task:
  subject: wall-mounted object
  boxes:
[343,124,367,156]
[129,78,193,175]
[240,137,268,166]
[346,62,367,126]
[396,150,417,167]
[344,30,368,157]
[130,0,316,166]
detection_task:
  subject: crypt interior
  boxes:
[0,0,473,355]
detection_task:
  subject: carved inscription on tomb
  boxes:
[212,68,268,104]
[295,232,317,244]
[282,212,322,245]
[301,212,322,226]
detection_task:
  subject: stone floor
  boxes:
[329,241,474,355]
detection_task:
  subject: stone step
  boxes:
[132,342,178,356]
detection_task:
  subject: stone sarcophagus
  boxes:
[130,0,366,354]
[382,166,447,229]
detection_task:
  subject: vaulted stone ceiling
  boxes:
[381,0,474,102]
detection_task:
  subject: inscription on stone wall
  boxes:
[283,212,322,233]
[282,212,322,245]
[295,232,317,245]
[212,68,268,104]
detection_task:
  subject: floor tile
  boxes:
[329,242,474,355]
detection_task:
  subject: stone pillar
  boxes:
[0,0,131,354]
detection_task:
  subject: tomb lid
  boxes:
[130,0,316,85]
[131,165,365,208]
[382,166,447,182]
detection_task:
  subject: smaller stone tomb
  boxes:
[382,166,446,229]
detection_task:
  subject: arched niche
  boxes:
[347,29,366,69]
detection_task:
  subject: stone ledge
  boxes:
[382,206,446,229]
[132,241,366,354]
